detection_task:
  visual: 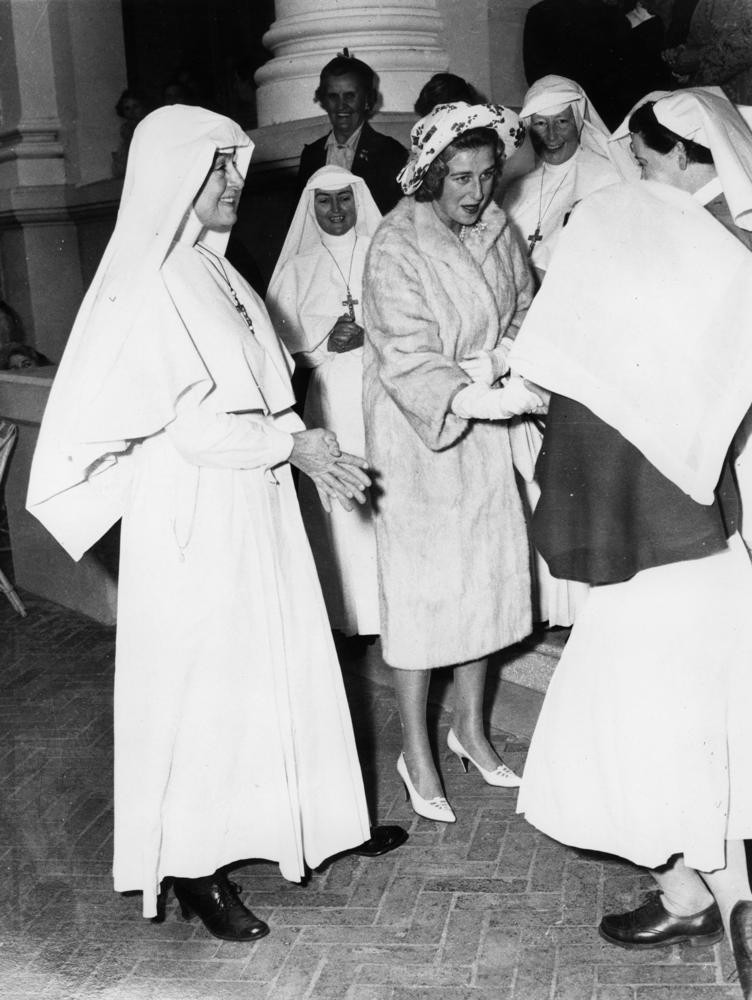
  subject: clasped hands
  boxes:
[289,428,370,513]
[327,315,364,354]
[454,342,548,420]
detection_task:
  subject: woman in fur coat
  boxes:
[362,102,543,823]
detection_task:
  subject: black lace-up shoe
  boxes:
[351,825,409,857]
[172,871,269,942]
[599,891,723,950]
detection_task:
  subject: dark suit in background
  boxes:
[297,123,408,215]
[523,0,631,128]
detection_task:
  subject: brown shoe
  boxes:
[599,891,723,950]
[172,871,269,942]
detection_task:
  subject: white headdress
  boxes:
[519,75,611,159]
[28,105,262,555]
[270,166,382,285]
[610,88,752,230]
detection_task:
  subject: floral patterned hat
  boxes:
[397,101,525,195]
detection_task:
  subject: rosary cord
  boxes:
[535,163,576,235]
[319,236,359,306]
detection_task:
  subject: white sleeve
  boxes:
[166,388,295,470]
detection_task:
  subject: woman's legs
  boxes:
[650,843,752,934]
[701,840,752,935]
[392,667,444,800]
[451,658,505,772]
[601,844,752,951]
[393,657,514,799]
[652,855,715,915]
[600,854,722,949]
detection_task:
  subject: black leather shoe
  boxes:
[731,901,752,998]
[599,891,723,950]
[351,825,409,857]
[172,872,269,942]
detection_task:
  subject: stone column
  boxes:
[0,0,126,360]
[255,0,450,127]
[0,0,66,190]
[0,0,126,624]
[488,0,538,106]
[239,0,533,282]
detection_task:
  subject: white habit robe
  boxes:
[26,107,371,917]
[511,178,752,869]
[112,249,371,915]
[503,146,619,275]
[504,141,617,626]
[267,170,382,636]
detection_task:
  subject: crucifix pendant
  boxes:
[527,227,543,256]
[227,287,255,334]
[342,289,359,321]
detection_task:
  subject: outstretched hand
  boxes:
[289,429,371,512]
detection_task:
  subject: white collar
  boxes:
[626,6,654,27]
[325,123,364,152]
[693,176,724,206]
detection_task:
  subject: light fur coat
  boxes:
[363,197,534,669]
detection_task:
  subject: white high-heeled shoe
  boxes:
[447,729,521,788]
[396,752,456,823]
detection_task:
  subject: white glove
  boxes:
[457,338,513,386]
[451,375,544,420]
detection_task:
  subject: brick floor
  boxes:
[0,593,743,999]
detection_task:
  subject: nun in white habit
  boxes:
[267,166,383,636]
[26,106,405,940]
[502,75,619,280]
[511,90,752,994]
[497,75,613,626]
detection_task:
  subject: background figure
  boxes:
[112,89,149,178]
[297,51,408,214]
[413,72,485,116]
[27,105,404,941]
[0,300,24,348]
[664,0,701,45]
[267,167,382,638]
[0,342,51,371]
[363,102,536,826]
[663,0,752,104]
[161,67,206,107]
[618,0,676,104]
[512,89,752,997]
[523,0,632,128]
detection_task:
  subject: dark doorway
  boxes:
[121,0,275,128]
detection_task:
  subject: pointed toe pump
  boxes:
[397,752,456,823]
[447,728,521,788]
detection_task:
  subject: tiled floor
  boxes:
[0,592,743,999]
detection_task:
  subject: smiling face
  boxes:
[313,185,357,236]
[319,73,369,143]
[432,145,497,234]
[193,149,243,232]
[529,105,580,164]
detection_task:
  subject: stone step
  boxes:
[340,626,568,740]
